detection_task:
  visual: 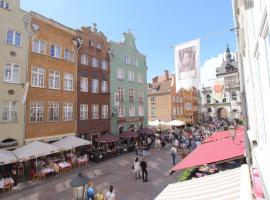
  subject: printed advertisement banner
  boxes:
[175,39,200,92]
[212,78,225,103]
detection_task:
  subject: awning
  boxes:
[171,131,244,173]
[148,120,166,126]
[166,120,185,126]
[138,128,156,135]
[203,126,244,143]
[51,136,91,151]
[155,164,252,200]
[120,131,138,139]
[0,149,18,165]
[13,141,60,161]
[95,134,119,143]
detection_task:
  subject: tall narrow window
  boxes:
[101,105,108,119]
[128,71,135,82]
[49,70,60,89]
[63,103,73,121]
[80,104,88,120]
[128,88,134,102]
[92,104,99,119]
[92,57,99,68]
[80,77,88,92]
[1,101,18,122]
[117,86,125,101]
[92,79,99,93]
[80,54,88,65]
[31,66,45,87]
[138,90,143,103]
[129,105,135,117]
[7,30,21,47]
[48,102,60,121]
[64,49,74,62]
[101,81,108,93]
[32,38,46,54]
[4,63,19,83]
[138,105,144,116]
[117,69,124,80]
[101,60,108,70]
[30,101,44,122]
[118,105,125,117]
[64,73,73,91]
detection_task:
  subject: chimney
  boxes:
[164,70,169,80]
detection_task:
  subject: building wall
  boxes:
[148,93,171,122]
[25,12,76,142]
[232,0,270,197]
[110,31,148,134]
[0,0,29,148]
[76,26,110,140]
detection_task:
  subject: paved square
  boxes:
[3,149,180,200]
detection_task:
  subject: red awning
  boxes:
[95,134,119,143]
[120,131,138,139]
[171,129,245,173]
[203,126,244,143]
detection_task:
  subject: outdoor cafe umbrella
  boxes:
[148,120,166,126]
[138,128,156,135]
[120,131,139,139]
[13,141,60,166]
[0,149,18,165]
[166,120,185,127]
[51,136,91,151]
[95,134,119,143]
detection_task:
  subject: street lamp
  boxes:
[70,172,90,200]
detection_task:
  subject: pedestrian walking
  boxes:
[170,145,177,165]
[105,185,116,200]
[133,157,141,180]
[87,181,95,200]
[140,158,148,182]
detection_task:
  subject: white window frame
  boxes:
[80,77,88,92]
[138,105,144,116]
[101,60,108,70]
[117,69,124,80]
[64,48,74,62]
[1,101,18,123]
[3,63,19,83]
[64,73,73,91]
[80,104,88,120]
[117,86,125,101]
[6,29,21,47]
[49,70,60,89]
[118,105,125,117]
[128,71,135,82]
[101,105,108,119]
[91,104,99,119]
[150,96,156,104]
[138,90,143,103]
[29,101,44,122]
[50,44,62,59]
[101,80,108,93]
[129,105,135,117]
[0,1,10,9]
[92,57,99,68]
[80,54,88,65]
[63,103,73,121]
[172,106,176,116]
[48,102,60,121]
[32,38,46,54]
[150,107,156,117]
[92,79,99,93]
[31,66,45,88]
[128,88,134,102]
[124,56,130,65]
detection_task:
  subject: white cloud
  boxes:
[200,53,224,88]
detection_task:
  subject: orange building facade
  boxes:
[25,12,77,142]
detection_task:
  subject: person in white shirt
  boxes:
[105,185,115,200]
[133,157,141,180]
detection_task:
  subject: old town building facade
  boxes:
[76,24,110,141]
[25,12,77,142]
[148,70,198,124]
[0,0,29,148]
[110,31,148,134]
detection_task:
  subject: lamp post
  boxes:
[70,172,90,200]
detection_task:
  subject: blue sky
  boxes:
[21,0,236,82]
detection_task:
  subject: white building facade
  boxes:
[232,0,270,198]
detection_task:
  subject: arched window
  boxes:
[206,94,211,103]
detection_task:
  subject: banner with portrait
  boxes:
[175,39,200,92]
[212,78,225,103]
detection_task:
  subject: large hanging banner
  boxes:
[212,78,225,103]
[175,39,200,92]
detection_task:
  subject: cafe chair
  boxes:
[2,183,12,194]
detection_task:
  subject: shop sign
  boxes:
[0,138,18,149]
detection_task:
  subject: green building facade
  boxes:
[110,31,148,135]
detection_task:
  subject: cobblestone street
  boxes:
[3,149,180,200]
